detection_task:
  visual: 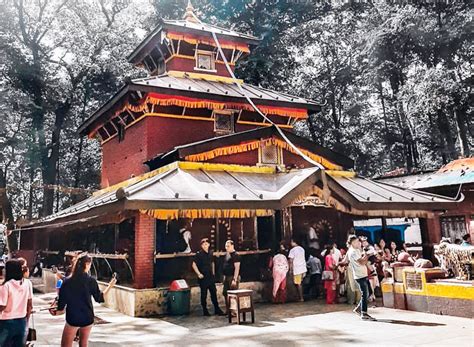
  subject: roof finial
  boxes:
[184,0,199,23]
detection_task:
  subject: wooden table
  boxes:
[227,289,255,324]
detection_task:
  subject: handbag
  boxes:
[322,270,334,281]
[27,313,37,341]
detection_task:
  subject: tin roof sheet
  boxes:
[412,158,474,189]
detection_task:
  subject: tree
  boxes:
[0,0,154,220]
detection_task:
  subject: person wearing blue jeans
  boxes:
[347,235,376,320]
[0,259,33,347]
[355,277,370,315]
[0,318,27,346]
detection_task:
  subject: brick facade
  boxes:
[134,213,155,289]
[101,116,262,187]
[101,120,149,187]
[166,57,234,77]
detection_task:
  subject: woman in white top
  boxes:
[0,259,33,347]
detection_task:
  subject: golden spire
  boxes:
[184,0,199,23]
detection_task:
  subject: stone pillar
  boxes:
[419,216,441,261]
[134,213,155,289]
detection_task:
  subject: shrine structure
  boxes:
[18,3,461,316]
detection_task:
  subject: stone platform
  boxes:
[31,292,473,346]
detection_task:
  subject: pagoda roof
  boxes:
[128,19,261,65]
[78,73,322,136]
[145,126,354,171]
[18,162,462,232]
[132,73,319,106]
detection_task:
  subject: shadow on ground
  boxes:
[375,319,445,327]
[160,300,353,330]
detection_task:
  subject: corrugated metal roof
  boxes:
[38,190,119,223]
[412,158,474,189]
[132,74,319,107]
[375,172,434,189]
[24,163,461,230]
[162,19,260,41]
[124,166,316,203]
[330,175,457,204]
[28,163,319,226]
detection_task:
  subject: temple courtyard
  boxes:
[31,293,473,346]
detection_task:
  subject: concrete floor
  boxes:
[31,293,473,347]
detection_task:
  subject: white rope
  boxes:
[210,31,324,170]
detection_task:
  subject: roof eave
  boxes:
[78,84,131,136]
[162,22,261,45]
[127,24,164,64]
[131,82,321,110]
[79,81,321,139]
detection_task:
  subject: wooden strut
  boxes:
[155,249,271,259]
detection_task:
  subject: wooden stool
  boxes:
[227,289,255,324]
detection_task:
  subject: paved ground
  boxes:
[31,293,473,347]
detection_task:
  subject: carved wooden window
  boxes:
[259,144,281,165]
[196,50,215,71]
[214,110,234,135]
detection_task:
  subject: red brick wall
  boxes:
[101,120,148,187]
[166,57,234,77]
[134,213,155,289]
[207,150,258,165]
[283,151,312,168]
[100,115,290,186]
[146,117,216,159]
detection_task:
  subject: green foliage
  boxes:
[0,0,472,223]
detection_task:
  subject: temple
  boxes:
[18,4,465,317]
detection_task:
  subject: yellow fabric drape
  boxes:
[140,209,273,220]
[185,137,343,170]
[166,32,251,53]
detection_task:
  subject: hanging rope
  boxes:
[209,30,324,170]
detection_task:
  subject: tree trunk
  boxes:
[306,113,318,143]
[378,80,393,168]
[0,169,17,253]
[436,109,457,163]
[454,109,471,157]
[41,102,70,216]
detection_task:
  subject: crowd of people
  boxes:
[1,231,471,345]
[267,231,423,320]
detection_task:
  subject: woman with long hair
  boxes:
[323,245,337,304]
[51,253,116,347]
[388,241,400,263]
[0,259,33,347]
[270,246,289,304]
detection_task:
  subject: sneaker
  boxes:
[361,313,376,321]
[203,309,211,316]
[353,306,361,315]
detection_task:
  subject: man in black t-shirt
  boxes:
[192,238,225,316]
[222,240,241,299]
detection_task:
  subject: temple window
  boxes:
[213,110,234,134]
[440,216,467,241]
[259,144,282,166]
[195,50,215,71]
